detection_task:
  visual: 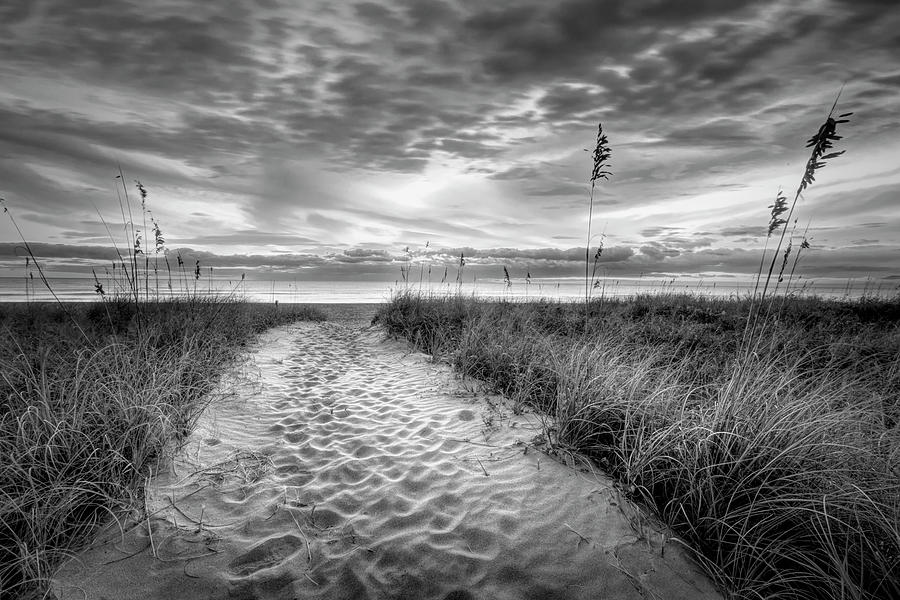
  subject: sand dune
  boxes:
[53,314,720,600]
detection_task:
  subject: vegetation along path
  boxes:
[53,312,720,600]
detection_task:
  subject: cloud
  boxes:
[353,2,405,28]
[662,119,763,148]
[640,226,684,238]
[0,4,264,120]
[703,225,768,238]
[170,231,321,246]
[333,248,394,263]
[3,239,899,284]
[0,242,121,262]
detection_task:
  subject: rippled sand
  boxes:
[53,310,720,600]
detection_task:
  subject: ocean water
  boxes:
[0,274,893,303]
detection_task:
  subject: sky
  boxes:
[1,0,899,285]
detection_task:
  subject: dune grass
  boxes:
[0,298,326,598]
[375,291,900,600]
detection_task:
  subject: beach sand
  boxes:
[52,307,721,600]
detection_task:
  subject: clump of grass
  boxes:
[1,168,331,598]
[376,291,900,599]
[0,300,326,597]
[555,334,899,599]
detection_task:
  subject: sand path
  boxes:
[53,313,720,600]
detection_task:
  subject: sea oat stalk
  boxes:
[586,123,612,307]
[745,94,851,343]
[761,97,851,303]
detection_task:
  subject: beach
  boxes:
[51,305,720,600]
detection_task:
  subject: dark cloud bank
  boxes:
[2,241,896,283]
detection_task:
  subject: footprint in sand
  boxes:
[227,534,306,577]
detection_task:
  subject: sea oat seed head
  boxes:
[590,123,613,183]
[767,189,789,237]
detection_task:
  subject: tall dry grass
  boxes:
[585,123,612,305]
[0,300,326,598]
[376,292,900,599]
[2,171,328,598]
